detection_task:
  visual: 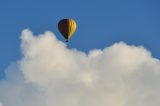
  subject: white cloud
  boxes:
[0,102,3,106]
[0,29,160,106]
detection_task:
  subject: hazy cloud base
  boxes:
[0,29,160,106]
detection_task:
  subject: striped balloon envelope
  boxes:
[58,19,77,42]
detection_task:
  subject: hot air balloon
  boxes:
[58,18,76,42]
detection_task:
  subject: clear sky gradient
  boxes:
[0,0,160,77]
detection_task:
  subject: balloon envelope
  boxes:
[58,19,76,42]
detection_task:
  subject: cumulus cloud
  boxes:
[0,29,160,106]
[0,102,3,106]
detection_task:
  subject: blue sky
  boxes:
[0,0,160,78]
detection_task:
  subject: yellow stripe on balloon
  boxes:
[68,19,76,39]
